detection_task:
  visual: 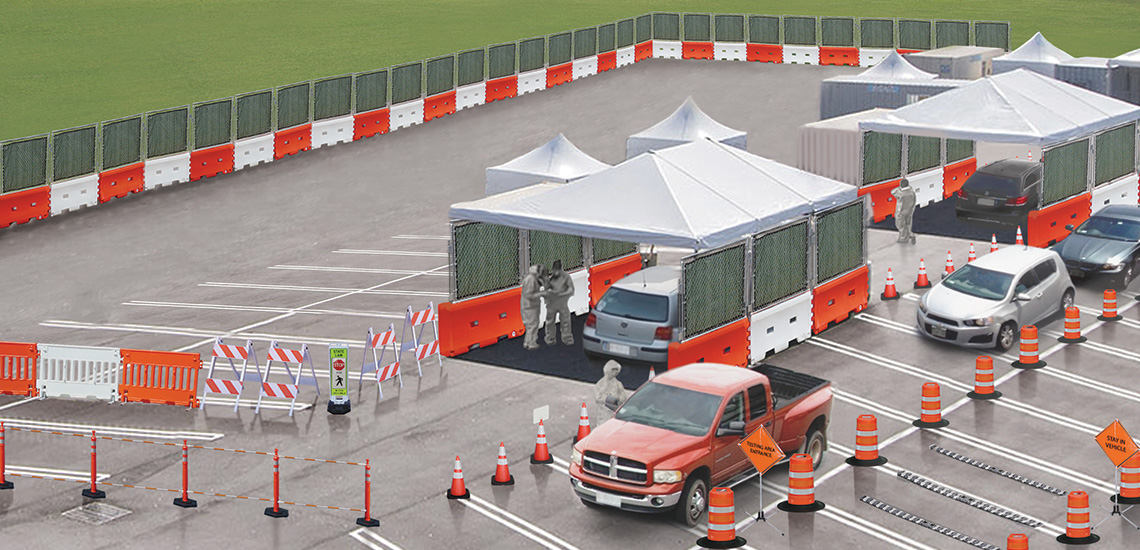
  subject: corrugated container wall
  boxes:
[1055,57,1113,96]
[820,79,966,120]
[1110,68,1140,106]
[797,108,895,186]
[904,46,1006,79]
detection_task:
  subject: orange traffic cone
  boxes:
[574,403,591,443]
[967,356,1001,400]
[881,269,899,300]
[967,243,976,263]
[491,443,514,486]
[777,454,825,512]
[942,251,955,278]
[1015,226,1024,245]
[1057,491,1099,544]
[696,488,747,548]
[912,382,949,428]
[1011,325,1046,369]
[1007,534,1028,550]
[446,456,470,499]
[1059,307,1086,343]
[846,414,888,467]
[914,259,931,289]
[990,234,998,253]
[530,420,553,464]
[1098,289,1120,322]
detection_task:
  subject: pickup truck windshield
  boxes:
[596,287,670,323]
[614,382,721,436]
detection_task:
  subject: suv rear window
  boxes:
[596,287,670,323]
[964,172,1022,195]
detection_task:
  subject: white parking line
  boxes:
[1042,328,1140,362]
[270,265,450,276]
[349,528,404,550]
[198,396,313,412]
[334,249,449,257]
[855,314,1019,363]
[0,397,37,412]
[548,455,571,476]
[461,493,582,550]
[199,282,447,297]
[7,465,111,483]
[124,300,407,319]
[392,235,450,240]
[0,418,224,441]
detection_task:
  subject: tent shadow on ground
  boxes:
[871,197,1020,244]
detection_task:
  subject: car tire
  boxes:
[801,429,826,471]
[995,321,1018,352]
[674,473,708,528]
[1060,289,1075,317]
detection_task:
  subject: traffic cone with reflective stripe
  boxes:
[914,259,931,289]
[1059,307,1086,343]
[491,442,514,486]
[942,251,955,279]
[912,382,949,428]
[1113,452,1140,505]
[696,487,747,549]
[1098,289,1120,322]
[530,420,553,464]
[1056,491,1099,544]
[880,269,899,301]
[967,356,1001,400]
[1011,325,1046,369]
[1016,226,1024,245]
[778,454,825,512]
[990,234,999,253]
[1007,534,1028,550]
[574,403,591,444]
[846,414,888,467]
[446,456,470,499]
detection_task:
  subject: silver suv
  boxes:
[583,266,680,363]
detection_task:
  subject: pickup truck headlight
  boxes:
[653,469,683,484]
[963,316,993,327]
[571,449,582,466]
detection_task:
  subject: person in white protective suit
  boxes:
[892,178,918,244]
[543,260,575,346]
[594,360,628,421]
[521,264,546,350]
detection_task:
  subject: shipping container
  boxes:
[820,78,967,120]
[1108,48,1140,106]
[797,108,894,185]
[1055,57,1114,96]
[904,46,1005,80]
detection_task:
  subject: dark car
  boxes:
[1052,205,1140,288]
[955,159,1042,228]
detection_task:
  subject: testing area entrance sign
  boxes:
[328,344,350,414]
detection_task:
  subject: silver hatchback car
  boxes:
[583,266,680,363]
[916,246,1075,351]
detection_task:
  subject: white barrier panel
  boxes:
[143,152,191,190]
[1092,173,1140,212]
[749,291,813,363]
[653,40,682,59]
[783,46,819,65]
[616,46,635,67]
[235,134,274,170]
[908,167,944,208]
[50,174,99,215]
[390,99,424,131]
[457,82,485,111]
[311,115,354,149]
[714,43,746,61]
[859,48,894,67]
[573,57,598,79]
[518,69,546,95]
[38,344,121,402]
[538,269,591,327]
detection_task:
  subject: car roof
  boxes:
[1092,205,1140,222]
[612,265,681,295]
[976,159,1039,178]
[652,363,757,395]
[969,245,1058,275]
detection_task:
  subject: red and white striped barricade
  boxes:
[256,341,320,417]
[201,338,258,412]
[400,302,441,377]
[358,324,402,396]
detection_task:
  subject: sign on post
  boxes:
[741,425,785,474]
[328,344,350,414]
[533,405,550,425]
[1095,420,1138,468]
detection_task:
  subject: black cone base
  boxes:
[530,453,553,465]
[778,500,826,513]
[696,535,748,549]
[1097,315,1121,322]
[967,390,1002,400]
[491,474,515,486]
[1056,533,1100,545]
[881,292,900,301]
[327,400,351,415]
[914,281,931,289]
[846,456,888,467]
[1112,494,1140,505]
[446,488,470,500]
[912,419,950,429]
[356,517,380,527]
[82,488,106,499]
[1059,335,1087,344]
[0,481,12,490]
[264,506,289,518]
[1010,359,1046,369]
[173,497,198,508]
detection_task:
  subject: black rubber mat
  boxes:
[870,198,1022,245]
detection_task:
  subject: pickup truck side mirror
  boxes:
[604,395,620,412]
[716,420,746,437]
[1065,224,1074,231]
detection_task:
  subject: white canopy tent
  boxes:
[485,134,610,195]
[452,138,857,251]
[625,97,748,160]
[1108,47,1140,68]
[854,51,939,80]
[993,32,1073,77]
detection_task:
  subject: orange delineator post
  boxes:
[912,382,949,428]
[0,341,39,397]
[1057,490,1099,544]
[1011,325,1046,369]
[1098,289,1120,322]
[0,422,11,490]
[357,459,380,526]
[846,414,888,467]
[173,439,197,508]
[1007,534,1028,550]
[778,454,825,512]
[119,349,202,407]
[264,448,289,517]
[967,356,1001,400]
[696,487,747,549]
[1115,452,1140,505]
[1059,307,1086,343]
[83,430,105,499]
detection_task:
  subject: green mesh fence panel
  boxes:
[519,38,545,72]
[748,16,780,44]
[194,99,233,150]
[682,243,747,339]
[145,108,188,158]
[1043,139,1090,205]
[783,16,817,46]
[821,17,855,47]
[457,49,485,86]
[683,14,711,41]
[574,28,597,58]
[314,76,351,120]
[946,139,974,163]
[51,126,96,181]
[617,19,634,48]
[391,63,423,104]
[426,55,455,97]
[908,136,941,174]
[636,15,652,43]
[714,15,745,42]
[2,136,48,192]
[598,23,616,52]
[816,202,865,284]
[974,21,1010,51]
[236,91,272,140]
[592,238,637,263]
[528,231,584,273]
[453,222,520,301]
[277,82,311,130]
[935,21,971,48]
[753,221,809,310]
[354,70,388,112]
[862,131,903,185]
[898,20,932,50]
[548,32,572,65]
[1095,124,1136,185]
[488,43,516,79]
[860,18,894,48]
[101,117,142,170]
[653,13,680,40]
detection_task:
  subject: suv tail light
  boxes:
[1006,195,1028,206]
[586,313,596,328]
[654,326,673,340]
[957,189,968,198]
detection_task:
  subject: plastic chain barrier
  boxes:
[811,265,870,334]
[747,44,783,63]
[635,41,653,62]
[546,63,573,88]
[667,317,750,370]
[0,186,50,229]
[0,342,39,397]
[97,162,145,203]
[485,76,518,103]
[597,51,617,72]
[682,42,715,60]
[190,144,236,181]
[942,157,977,199]
[1027,193,1091,248]
[858,179,901,223]
[424,91,457,122]
[352,108,390,140]
[437,287,524,357]
[819,47,859,66]
[274,124,312,159]
[119,349,201,408]
[587,254,643,308]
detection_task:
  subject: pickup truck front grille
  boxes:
[583,451,648,484]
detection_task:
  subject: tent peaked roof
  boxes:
[489,133,609,179]
[857,51,937,80]
[631,97,745,141]
[998,32,1073,63]
[859,69,1140,146]
[1110,47,1140,68]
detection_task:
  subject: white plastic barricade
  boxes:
[311,115,354,149]
[400,303,440,377]
[616,46,636,67]
[714,43,746,61]
[573,57,598,79]
[144,152,191,190]
[38,344,121,402]
[783,46,820,65]
[358,324,402,395]
[518,69,547,95]
[235,134,274,170]
[256,342,320,417]
[653,40,682,59]
[390,100,424,131]
[1092,174,1140,211]
[749,292,814,363]
[908,167,945,208]
[859,48,894,67]
[456,82,486,111]
[201,338,258,412]
[50,175,99,215]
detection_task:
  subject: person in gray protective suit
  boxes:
[593,360,628,422]
[521,264,545,351]
[892,178,918,244]
[543,260,575,346]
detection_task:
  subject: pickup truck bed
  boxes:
[751,363,829,411]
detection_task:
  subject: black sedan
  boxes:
[1052,205,1140,288]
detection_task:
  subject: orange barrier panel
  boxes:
[274,124,311,159]
[588,254,643,308]
[812,265,870,334]
[667,318,750,369]
[98,162,145,203]
[635,42,652,62]
[858,179,901,223]
[942,157,976,199]
[1028,193,1091,247]
[119,349,201,408]
[437,288,525,357]
[189,144,235,181]
[353,108,390,140]
[424,91,456,122]
[897,49,921,55]
[486,76,518,103]
[747,44,782,63]
[819,47,859,66]
[0,342,38,397]
[546,63,573,88]
[597,51,617,72]
[682,41,715,60]
[0,186,50,229]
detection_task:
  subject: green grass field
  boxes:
[2,0,1138,142]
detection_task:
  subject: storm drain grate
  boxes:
[896,470,1042,527]
[62,502,132,526]
[929,445,1067,496]
[860,496,1001,550]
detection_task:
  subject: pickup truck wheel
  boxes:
[803,429,826,471]
[674,475,708,528]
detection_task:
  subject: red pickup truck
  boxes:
[569,362,833,527]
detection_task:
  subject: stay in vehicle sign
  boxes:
[327,344,350,414]
[740,426,784,474]
[1095,419,1138,467]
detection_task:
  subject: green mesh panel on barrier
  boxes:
[862,131,903,185]
[314,76,351,120]
[682,243,747,339]
[2,136,47,192]
[457,49,485,86]
[528,231,584,273]
[748,16,780,44]
[592,238,637,263]
[519,38,545,72]
[636,15,652,43]
[908,136,941,174]
[946,139,974,163]
[574,28,597,58]
[860,19,894,48]
[548,33,572,65]
[355,70,388,112]
[935,21,971,48]
[898,20,932,50]
[653,13,680,40]
[236,91,272,140]
[821,18,855,47]
[1043,139,1089,205]
[974,22,1010,51]
[277,82,311,130]
[753,222,809,310]
[683,14,711,41]
[783,17,817,46]
[1095,124,1135,185]
[391,63,423,104]
[617,20,634,48]
[488,43,517,78]
[426,56,455,97]
[598,23,616,52]
[52,126,96,181]
[194,100,233,150]
[453,222,520,301]
[714,15,744,42]
[816,202,865,284]
[101,117,142,170]
[145,108,188,158]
